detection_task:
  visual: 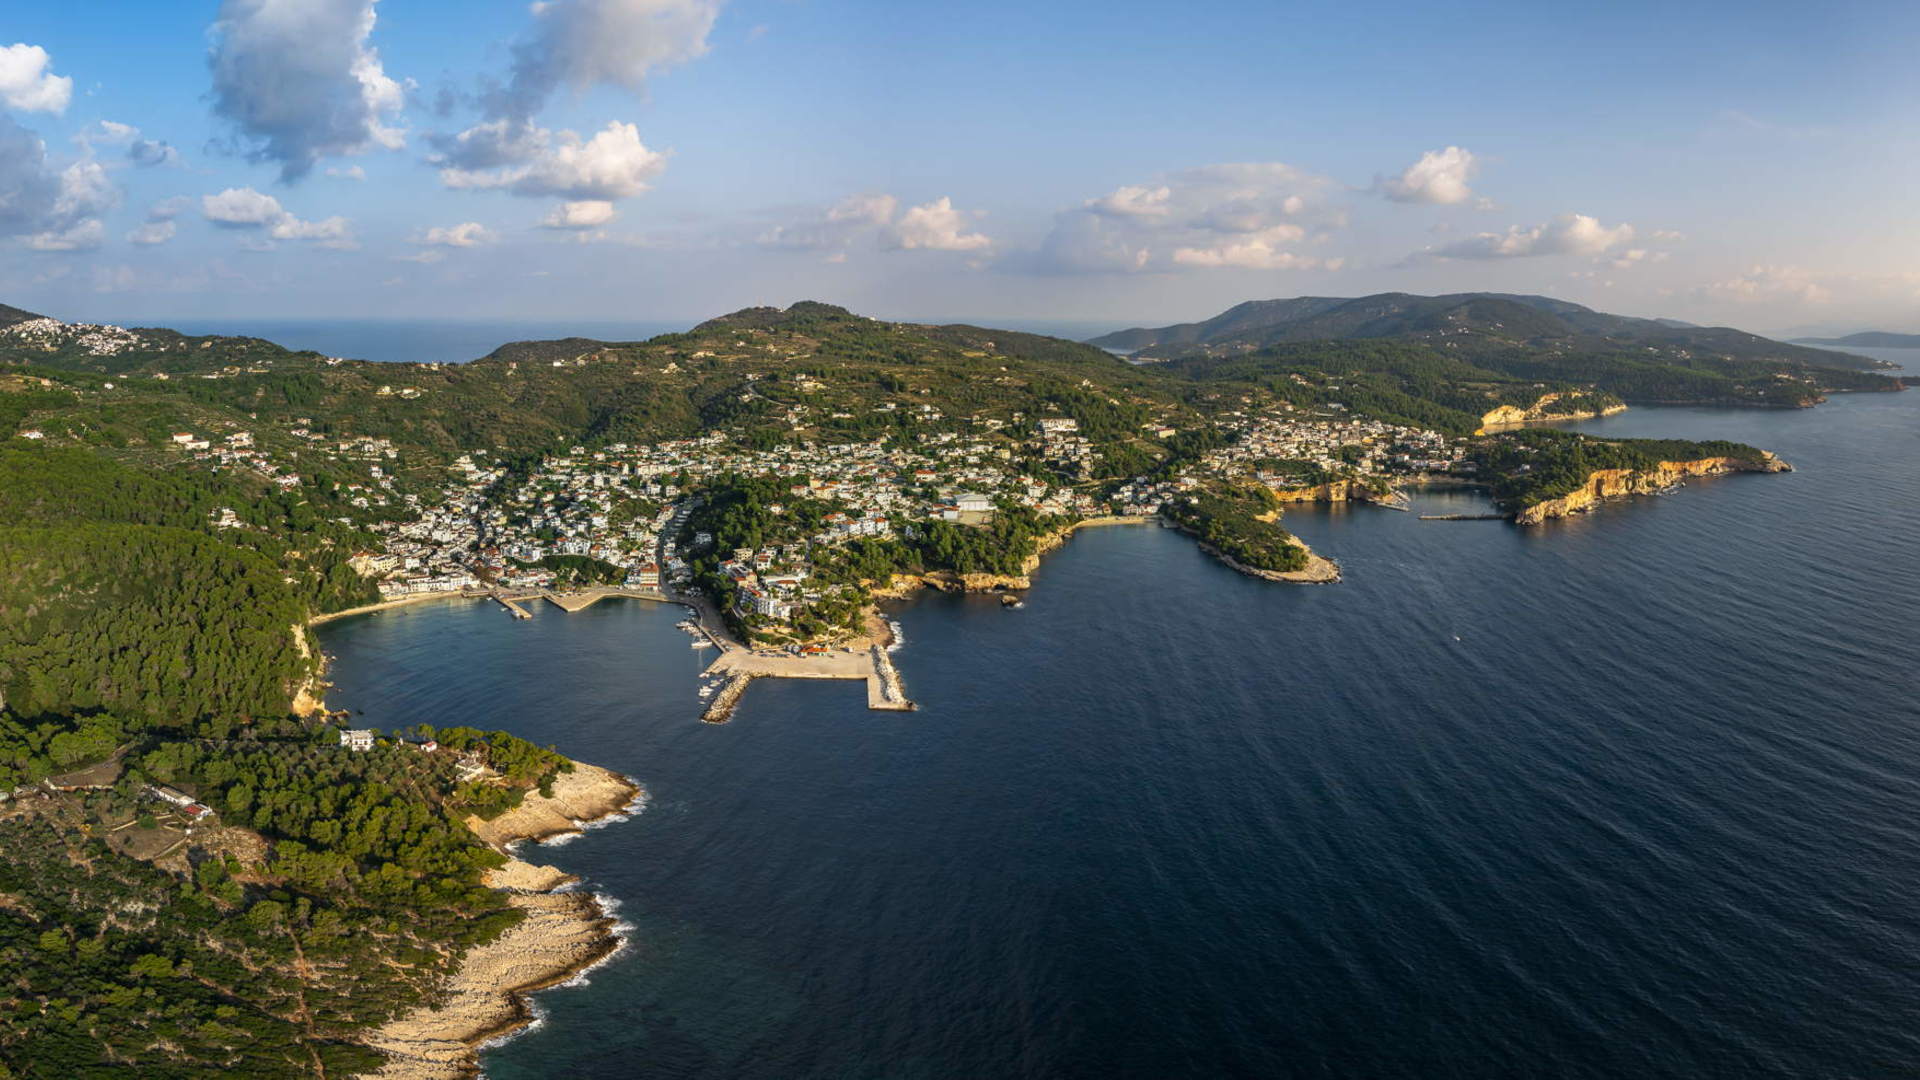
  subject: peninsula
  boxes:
[0,296,1868,1076]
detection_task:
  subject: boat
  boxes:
[690,639,713,649]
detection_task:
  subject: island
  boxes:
[0,295,1883,1076]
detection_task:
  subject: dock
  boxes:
[490,592,532,619]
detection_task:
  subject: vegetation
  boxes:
[1473,429,1770,508]
[1163,484,1311,573]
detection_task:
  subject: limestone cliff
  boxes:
[1268,478,1401,505]
[1512,452,1791,525]
[1477,393,1628,434]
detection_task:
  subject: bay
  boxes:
[318,363,1920,1080]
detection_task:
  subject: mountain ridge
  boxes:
[1088,291,1889,373]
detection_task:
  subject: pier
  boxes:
[491,592,532,618]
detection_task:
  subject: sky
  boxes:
[4,0,1920,335]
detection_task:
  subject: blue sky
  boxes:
[4,0,1918,333]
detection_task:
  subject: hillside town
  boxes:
[324,407,1469,632]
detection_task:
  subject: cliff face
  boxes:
[1513,453,1791,525]
[1269,478,1396,504]
[1477,393,1628,433]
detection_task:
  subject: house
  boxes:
[340,729,376,752]
[955,493,993,513]
[148,784,196,807]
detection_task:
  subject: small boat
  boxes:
[690,639,713,649]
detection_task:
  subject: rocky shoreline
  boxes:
[357,763,643,1080]
[1513,453,1792,525]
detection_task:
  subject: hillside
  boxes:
[1090,292,1890,371]
[1088,292,1902,409]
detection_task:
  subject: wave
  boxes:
[555,891,636,989]
[537,779,651,846]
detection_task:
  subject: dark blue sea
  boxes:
[317,349,1920,1080]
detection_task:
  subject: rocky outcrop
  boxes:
[1512,452,1791,525]
[360,761,642,1080]
[1268,478,1384,504]
[1200,541,1342,584]
[1477,393,1627,433]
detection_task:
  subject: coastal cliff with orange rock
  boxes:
[1476,392,1629,434]
[1512,453,1792,525]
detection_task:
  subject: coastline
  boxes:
[357,763,643,1080]
[308,592,480,627]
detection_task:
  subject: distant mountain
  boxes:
[1088,292,1888,372]
[1792,331,1920,348]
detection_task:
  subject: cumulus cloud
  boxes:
[1037,162,1344,274]
[1171,227,1342,271]
[540,199,619,229]
[414,221,495,247]
[127,220,177,246]
[1702,264,1831,305]
[1421,212,1635,260]
[486,0,722,123]
[759,193,991,255]
[208,0,407,181]
[1377,146,1478,205]
[436,120,666,200]
[26,219,106,252]
[427,2,718,209]
[201,185,355,248]
[759,193,897,250]
[0,43,72,113]
[2,132,120,253]
[326,164,366,180]
[882,197,991,252]
[77,119,183,167]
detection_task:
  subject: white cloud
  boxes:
[1084,184,1173,219]
[487,0,722,122]
[147,196,191,221]
[1171,227,1340,271]
[414,221,496,246]
[81,120,182,167]
[1377,146,1478,205]
[201,186,356,248]
[208,0,407,181]
[26,219,105,253]
[127,221,178,246]
[392,249,444,264]
[0,43,72,113]
[541,199,619,229]
[1038,162,1344,274]
[438,120,666,200]
[326,164,366,180]
[759,192,897,250]
[1423,212,1635,260]
[1702,264,1831,305]
[883,197,991,252]
[203,186,288,227]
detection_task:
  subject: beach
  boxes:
[356,762,642,1079]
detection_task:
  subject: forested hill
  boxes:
[1089,292,1891,373]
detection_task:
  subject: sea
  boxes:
[315,347,1920,1080]
[120,317,1124,365]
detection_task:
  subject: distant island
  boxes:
[1790,331,1920,348]
[0,295,1893,1076]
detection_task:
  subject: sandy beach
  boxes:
[356,762,642,1080]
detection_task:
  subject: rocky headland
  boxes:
[357,764,643,1080]
[1513,453,1792,525]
